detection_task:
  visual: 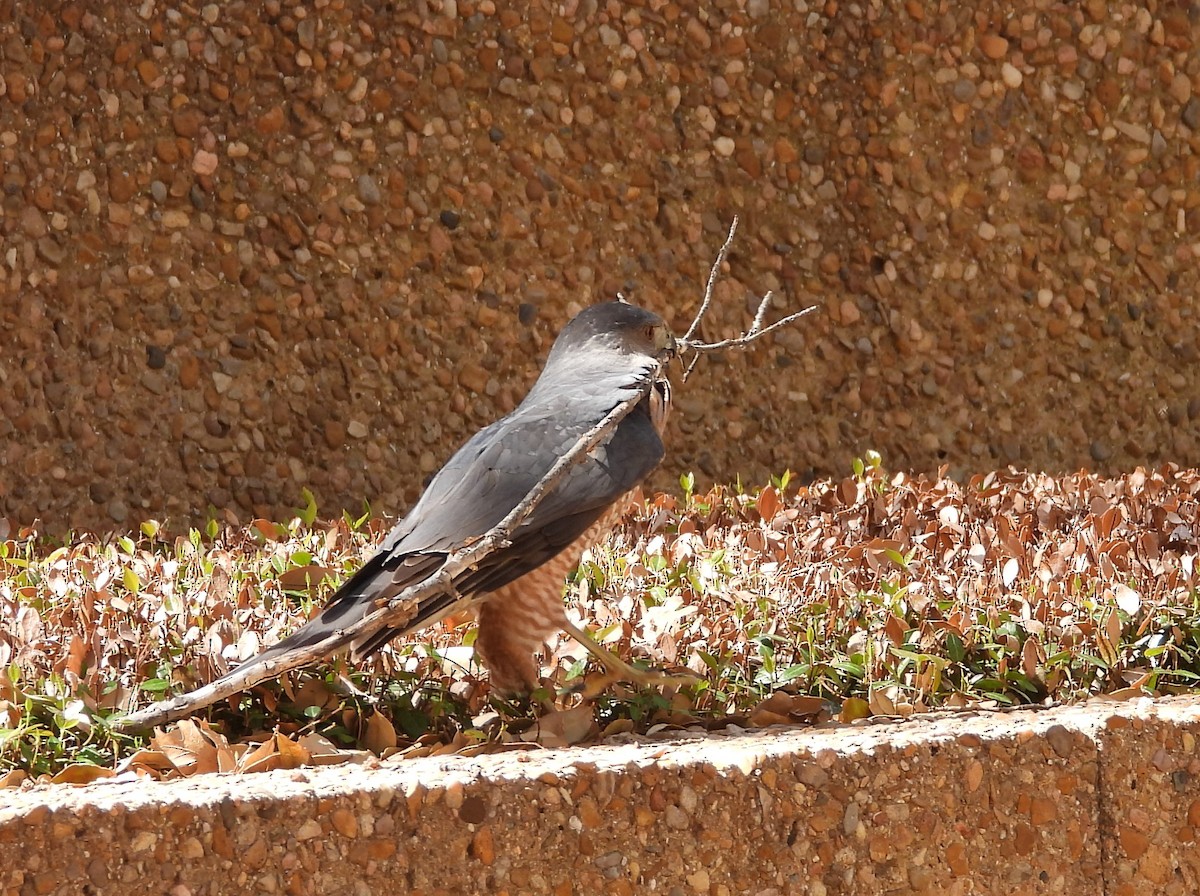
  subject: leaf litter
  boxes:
[1,461,1198,785]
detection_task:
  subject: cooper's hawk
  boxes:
[215,300,675,695]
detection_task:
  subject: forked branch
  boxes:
[115,216,816,732]
[676,215,819,380]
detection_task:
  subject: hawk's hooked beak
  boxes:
[655,327,677,361]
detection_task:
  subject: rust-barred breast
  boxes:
[475,375,671,692]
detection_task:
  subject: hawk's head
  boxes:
[548,300,676,367]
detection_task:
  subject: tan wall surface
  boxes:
[1,0,1198,532]
[3,697,1199,895]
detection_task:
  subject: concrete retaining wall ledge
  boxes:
[2,696,1198,895]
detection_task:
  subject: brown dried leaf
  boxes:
[235,733,311,773]
[361,710,398,754]
[16,606,42,645]
[391,743,434,761]
[1021,637,1041,682]
[51,763,116,785]
[839,697,871,722]
[523,704,596,747]
[839,477,858,506]
[601,718,635,738]
[63,634,88,682]
[757,486,779,523]
[1002,557,1020,589]
[297,732,340,758]
[250,519,281,541]
[274,732,311,768]
[463,742,535,758]
[151,719,230,777]
[883,613,908,647]
[235,629,260,661]
[297,732,371,766]
[1105,607,1122,651]
[868,688,896,716]
[237,737,283,774]
[115,747,177,776]
[747,709,792,728]
[751,691,826,721]
[1095,505,1122,539]
[574,670,625,700]
[1096,687,1152,702]
[1113,584,1141,616]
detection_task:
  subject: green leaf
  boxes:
[778,664,810,684]
[945,632,966,664]
[296,488,318,528]
[344,502,372,530]
[832,660,866,679]
[679,471,695,500]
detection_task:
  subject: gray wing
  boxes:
[385,375,656,556]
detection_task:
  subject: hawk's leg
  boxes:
[474,598,563,695]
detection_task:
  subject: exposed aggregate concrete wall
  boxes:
[1,1,1199,533]
[2,697,1199,895]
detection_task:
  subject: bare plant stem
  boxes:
[681,215,740,345]
[116,216,818,732]
[677,218,820,382]
[683,296,819,353]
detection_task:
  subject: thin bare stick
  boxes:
[114,381,659,731]
[681,215,739,344]
[684,301,819,353]
[749,289,772,334]
[677,220,820,381]
[117,217,813,731]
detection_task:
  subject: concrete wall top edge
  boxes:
[5,695,1194,824]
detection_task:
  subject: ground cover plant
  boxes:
[2,459,1198,786]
